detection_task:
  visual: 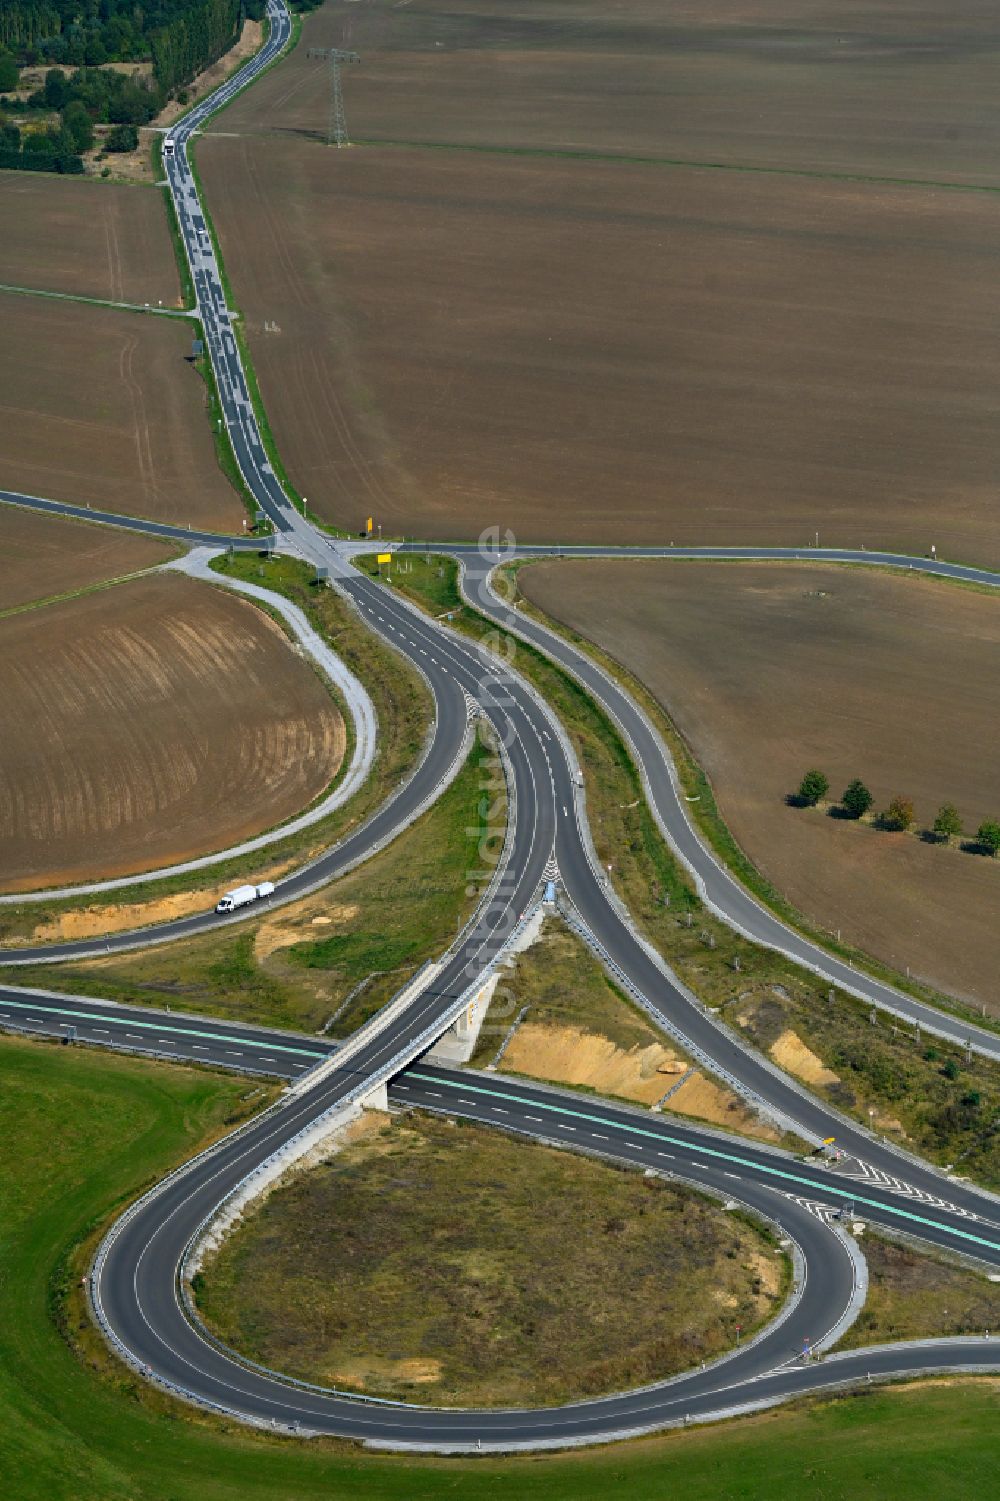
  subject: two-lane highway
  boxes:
[4,0,1000,1450]
[457,546,1000,1063]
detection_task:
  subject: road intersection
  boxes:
[3,0,1000,1451]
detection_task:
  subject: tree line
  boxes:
[0,2,263,86]
[0,1,264,126]
[0,64,155,173]
[794,771,1000,856]
[0,0,267,175]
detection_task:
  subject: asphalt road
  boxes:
[457,551,1000,1063]
[4,0,1000,1450]
[6,973,997,1446]
[6,973,990,1451]
[94,1045,863,1450]
[1,579,470,964]
[0,982,332,1078]
[0,486,258,547]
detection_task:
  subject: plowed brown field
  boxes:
[0,296,243,530]
[0,175,180,304]
[211,0,1000,186]
[0,572,345,891]
[3,507,175,612]
[520,560,1000,1010]
[198,0,1000,559]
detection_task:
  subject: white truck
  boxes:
[215,881,275,914]
[163,138,175,157]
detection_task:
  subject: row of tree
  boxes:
[795,770,1000,855]
[0,0,265,105]
[149,0,247,97]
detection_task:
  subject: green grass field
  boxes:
[3,1030,1000,1500]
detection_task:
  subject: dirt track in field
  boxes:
[2,507,176,612]
[520,559,1000,1011]
[0,295,243,530]
[0,572,345,891]
[0,175,180,304]
[198,0,1000,559]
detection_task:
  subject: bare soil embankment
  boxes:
[471,921,781,1141]
[0,295,243,530]
[0,572,344,891]
[519,560,1000,1010]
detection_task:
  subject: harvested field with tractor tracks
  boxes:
[0,175,181,305]
[198,0,1000,560]
[2,506,176,613]
[0,571,345,891]
[519,559,1000,1012]
[0,296,244,530]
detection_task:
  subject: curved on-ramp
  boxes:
[4,0,1000,1453]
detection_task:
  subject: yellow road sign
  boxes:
[366,516,373,534]
[377,552,392,564]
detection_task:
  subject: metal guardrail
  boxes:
[89,665,542,1421]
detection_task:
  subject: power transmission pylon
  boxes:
[307,47,361,147]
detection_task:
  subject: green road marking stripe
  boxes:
[410,1069,1000,1253]
[0,997,326,1059]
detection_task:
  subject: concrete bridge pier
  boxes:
[362,1080,389,1111]
[425,975,500,1066]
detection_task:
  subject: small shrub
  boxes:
[796,769,829,806]
[105,122,138,153]
[977,820,1000,856]
[841,779,873,820]
[942,1059,960,1081]
[881,795,914,832]
[933,802,963,841]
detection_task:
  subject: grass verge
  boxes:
[839,1230,1000,1350]
[472,916,673,1062]
[192,338,265,525]
[4,1031,1000,1501]
[184,111,348,534]
[354,555,1000,1187]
